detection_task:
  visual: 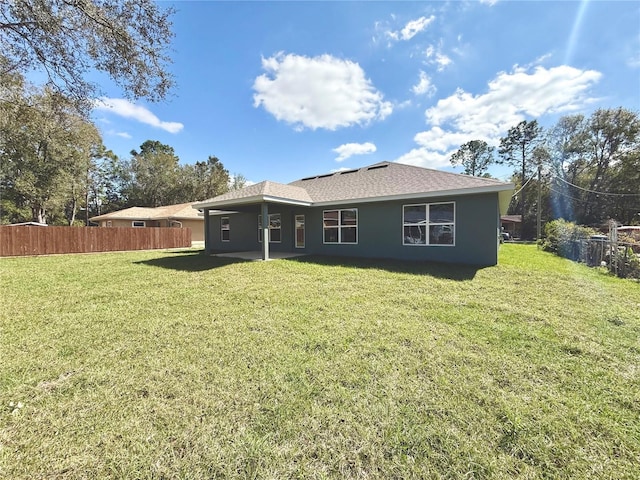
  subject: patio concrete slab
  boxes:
[211,251,306,261]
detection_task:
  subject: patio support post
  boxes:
[203,208,211,254]
[261,202,269,261]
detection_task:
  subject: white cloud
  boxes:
[395,64,602,169]
[330,167,354,173]
[400,15,435,41]
[333,142,377,162]
[114,131,132,139]
[412,71,436,97]
[425,44,453,71]
[394,148,451,169]
[383,15,435,44]
[253,53,392,130]
[94,98,184,134]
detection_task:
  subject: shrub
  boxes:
[541,219,596,261]
[613,245,640,279]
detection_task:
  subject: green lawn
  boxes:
[1,245,638,479]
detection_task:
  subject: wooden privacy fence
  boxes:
[0,226,192,257]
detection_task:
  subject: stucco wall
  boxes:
[206,192,501,266]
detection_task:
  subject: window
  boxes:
[295,215,305,248]
[106,220,112,227]
[403,202,455,246]
[132,221,145,227]
[221,216,230,242]
[258,214,281,243]
[323,209,357,244]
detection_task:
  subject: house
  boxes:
[90,202,205,243]
[192,162,515,266]
[500,215,522,239]
[6,222,48,227]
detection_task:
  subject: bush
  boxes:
[541,219,596,261]
[613,245,640,279]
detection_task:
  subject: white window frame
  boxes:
[106,220,112,227]
[132,221,145,227]
[221,216,230,242]
[295,215,305,248]
[258,213,281,243]
[402,202,455,247]
[323,208,358,244]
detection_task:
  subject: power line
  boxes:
[552,175,640,197]
[511,175,534,198]
[549,187,586,204]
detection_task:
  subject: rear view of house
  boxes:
[193,162,514,266]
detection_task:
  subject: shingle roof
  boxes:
[90,202,203,222]
[193,162,514,210]
[289,162,510,203]
[198,181,313,206]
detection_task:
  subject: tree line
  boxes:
[0,80,243,225]
[450,107,640,239]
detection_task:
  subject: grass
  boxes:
[1,244,638,479]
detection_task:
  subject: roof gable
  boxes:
[192,180,313,208]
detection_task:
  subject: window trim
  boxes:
[132,221,145,227]
[220,216,230,242]
[258,213,282,244]
[323,208,358,245]
[402,202,455,247]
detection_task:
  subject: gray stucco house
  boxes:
[193,162,514,266]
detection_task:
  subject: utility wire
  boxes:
[552,175,640,197]
[549,187,586,204]
[511,175,535,198]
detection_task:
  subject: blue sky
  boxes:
[92,0,640,184]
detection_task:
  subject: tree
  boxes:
[580,108,640,224]
[607,150,640,225]
[229,173,248,191]
[541,109,640,228]
[450,140,495,176]
[499,120,543,238]
[544,114,588,221]
[124,140,180,207]
[0,0,175,112]
[85,147,127,219]
[178,156,230,202]
[58,117,102,225]
[0,81,102,224]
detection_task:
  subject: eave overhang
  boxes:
[192,184,514,210]
[193,195,313,210]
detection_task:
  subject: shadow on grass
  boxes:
[134,252,249,271]
[285,255,483,281]
[135,252,484,280]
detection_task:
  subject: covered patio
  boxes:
[209,251,307,261]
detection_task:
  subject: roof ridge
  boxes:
[389,161,507,184]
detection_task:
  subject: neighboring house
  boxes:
[6,222,48,227]
[90,202,204,242]
[618,226,640,241]
[193,162,514,266]
[501,215,522,239]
